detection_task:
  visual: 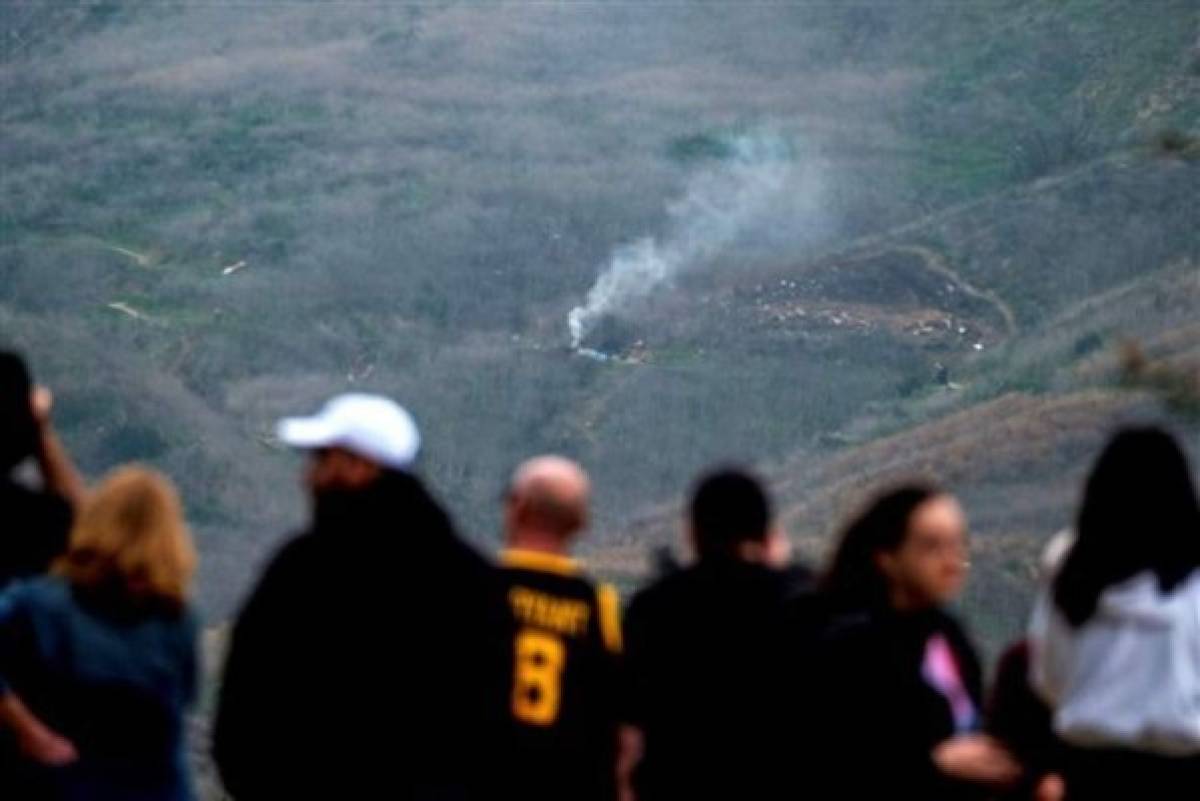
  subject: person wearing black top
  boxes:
[212,395,508,801]
[814,485,1019,800]
[0,351,85,590]
[497,456,622,801]
[620,467,811,801]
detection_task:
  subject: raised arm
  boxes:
[30,387,86,510]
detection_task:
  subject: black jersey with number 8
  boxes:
[500,549,622,801]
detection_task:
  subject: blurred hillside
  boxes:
[2,0,1197,636]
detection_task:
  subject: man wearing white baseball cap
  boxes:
[276,393,422,474]
[214,393,508,801]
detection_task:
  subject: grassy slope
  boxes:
[4,4,1199,797]
[600,259,1200,655]
[2,2,1197,621]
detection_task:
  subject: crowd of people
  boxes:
[0,348,1198,800]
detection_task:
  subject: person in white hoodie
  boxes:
[1029,426,1200,797]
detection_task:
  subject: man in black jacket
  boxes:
[619,467,812,801]
[213,394,508,800]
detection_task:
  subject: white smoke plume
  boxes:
[568,132,798,351]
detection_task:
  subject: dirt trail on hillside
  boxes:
[891,244,1018,336]
[816,152,1129,264]
[799,152,1148,341]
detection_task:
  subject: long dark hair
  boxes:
[822,484,940,612]
[1054,426,1200,627]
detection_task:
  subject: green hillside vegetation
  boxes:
[5,3,1199,798]
[602,259,1199,651]
[3,2,1198,631]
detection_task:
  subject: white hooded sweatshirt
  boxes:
[1029,569,1200,756]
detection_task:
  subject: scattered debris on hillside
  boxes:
[106,301,156,323]
[574,342,649,365]
[99,242,157,268]
[346,359,375,384]
[752,294,992,351]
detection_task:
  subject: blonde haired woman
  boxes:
[0,466,198,800]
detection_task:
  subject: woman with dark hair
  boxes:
[814,484,1019,799]
[1029,426,1200,796]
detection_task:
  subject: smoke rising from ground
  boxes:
[568,133,811,350]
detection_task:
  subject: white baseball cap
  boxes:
[276,393,421,470]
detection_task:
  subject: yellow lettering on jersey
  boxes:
[508,587,591,637]
[512,629,565,726]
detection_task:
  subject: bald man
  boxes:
[498,456,622,801]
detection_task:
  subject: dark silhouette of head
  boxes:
[689,467,772,561]
[822,484,944,612]
[1054,426,1200,626]
[0,351,37,473]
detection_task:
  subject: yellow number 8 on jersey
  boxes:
[512,629,566,726]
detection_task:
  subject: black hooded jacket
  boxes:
[212,471,508,800]
[810,605,987,800]
[623,558,814,801]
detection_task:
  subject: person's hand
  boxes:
[1035,772,1066,801]
[615,724,643,801]
[932,734,1020,787]
[23,384,86,507]
[17,721,78,766]
[764,527,793,568]
[29,386,53,427]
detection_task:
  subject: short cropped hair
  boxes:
[55,465,196,611]
[689,467,772,559]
